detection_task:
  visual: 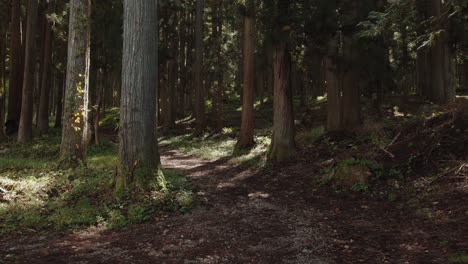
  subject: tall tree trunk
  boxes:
[93,68,104,145]
[237,0,255,149]
[18,0,39,143]
[268,42,297,161]
[325,57,342,132]
[38,0,54,134]
[213,1,224,133]
[194,0,205,135]
[0,28,6,139]
[428,0,454,104]
[117,0,160,193]
[54,72,64,128]
[7,0,23,127]
[59,0,91,167]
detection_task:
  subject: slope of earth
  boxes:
[1,147,466,263]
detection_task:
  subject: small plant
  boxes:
[351,183,369,192]
[387,193,398,202]
[448,253,468,264]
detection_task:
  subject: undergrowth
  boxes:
[0,131,194,233]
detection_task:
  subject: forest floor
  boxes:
[1,145,467,264]
[1,97,468,263]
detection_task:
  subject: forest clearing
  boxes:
[0,0,467,263]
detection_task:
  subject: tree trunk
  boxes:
[38,0,54,134]
[117,0,160,193]
[428,0,455,104]
[93,68,104,145]
[18,0,39,143]
[325,57,342,132]
[59,0,91,167]
[194,0,205,135]
[54,73,64,128]
[7,0,23,128]
[212,1,224,132]
[0,28,6,139]
[268,43,297,161]
[237,0,255,149]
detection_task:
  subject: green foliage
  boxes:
[0,133,194,233]
[449,253,468,263]
[99,108,120,131]
[351,183,369,193]
[160,130,270,166]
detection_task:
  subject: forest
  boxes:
[0,0,467,263]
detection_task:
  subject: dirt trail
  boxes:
[1,149,465,263]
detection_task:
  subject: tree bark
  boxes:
[0,28,6,138]
[194,0,205,135]
[59,0,91,167]
[117,0,160,193]
[38,0,54,134]
[7,0,23,126]
[325,57,342,132]
[212,1,224,132]
[54,73,64,128]
[237,0,255,149]
[428,0,455,104]
[18,0,39,143]
[268,42,297,161]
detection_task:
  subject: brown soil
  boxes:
[1,147,467,264]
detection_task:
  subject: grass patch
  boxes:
[0,130,194,233]
[159,129,271,167]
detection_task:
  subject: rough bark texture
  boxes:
[54,73,64,128]
[194,0,205,135]
[7,0,23,123]
[428,0,455,104]
[59,0,91,167]
[237,0,255,149]
[38,1,54,134]
[0,27,6,139]
[212,1,224,132]
[325,57,342,132]
[325,35,361,133]
[117,0,160,193]
[268,43,297,162]
[18,0,39,143]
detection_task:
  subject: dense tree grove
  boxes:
[0,0,467,194]
[0,0,468,262]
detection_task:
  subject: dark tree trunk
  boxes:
[59,0,91,167]
[93,68,104,145]
[18,0,39,143]
[325,57,342,132]
[7,0,23,125]
[212,1,224,132]
[237,0,255,149]
[194,0,205,135]
[54,73,64,128]
[38,0,54,134]
[428,0,455,104]
[0,28,6,138]
[117,0,160,193]
[268,43,297,161]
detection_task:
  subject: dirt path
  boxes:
[1,149,466,263]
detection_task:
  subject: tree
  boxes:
[18,0,39,143]
[237,0,256,149]
[194,0,205,135]
[428,0,455,104]
[116,0,160,192]
[59,0,91,167]
[38,0,55,134]
[267,0,297,161]
[7,0,23,127]
[0,0,8,139]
